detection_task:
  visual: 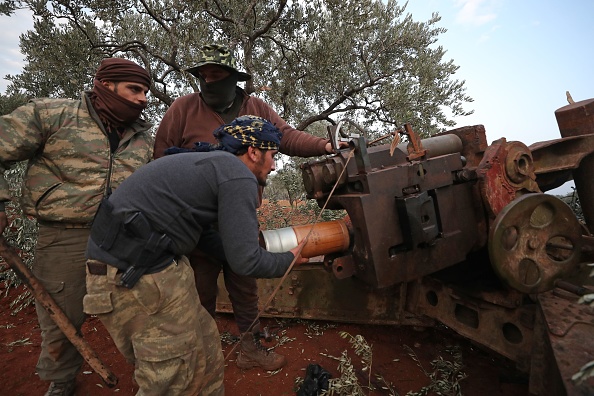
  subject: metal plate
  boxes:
[488,193,582,293]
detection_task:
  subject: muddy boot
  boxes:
[236,327,287,371]
[44,379,76,396]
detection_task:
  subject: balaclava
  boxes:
[198,72,239,112]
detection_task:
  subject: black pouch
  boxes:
[296,363,332,396]
[90,198,120,250]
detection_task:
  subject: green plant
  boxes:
[572,360,594,384]
[321,350,367,396]
[0,161,37,312]
[404,344,466,396]
[320,331,374,396]
[573,262,594,384]
[561,189,594,386]
[339,332,373,386]
[299,199,347,223]
[257,198,293,230]
[560,188,583,223]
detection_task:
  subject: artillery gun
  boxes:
[219,98,594,395]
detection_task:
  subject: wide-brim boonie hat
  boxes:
[186,44,252,81]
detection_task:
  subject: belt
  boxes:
[39,220,91,229]
[87,259,175,276]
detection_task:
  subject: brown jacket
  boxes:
[154,89,328,159]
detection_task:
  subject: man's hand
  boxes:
[289,238,309,265]
[325,141,349,154]
[0,211,7,235]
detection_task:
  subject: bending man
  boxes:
[84,115,308,395]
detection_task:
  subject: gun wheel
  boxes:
[488,193,582,294]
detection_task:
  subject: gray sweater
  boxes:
[86,151,294,278]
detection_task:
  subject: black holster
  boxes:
[90,198,175,288]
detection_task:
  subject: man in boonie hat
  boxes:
[154,43,341,372]
[85,115,308,395]
[185,44,252,113]
[0,57,153,396]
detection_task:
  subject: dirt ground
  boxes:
[0,284,532,396]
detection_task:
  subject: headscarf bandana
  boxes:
[214,115,282,153]
[163,115,282,156]
[90,58,151,129]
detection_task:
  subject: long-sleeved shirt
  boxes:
[86,151,295,278]
[153,89,328,159]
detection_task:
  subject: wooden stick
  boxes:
[0,237,118,387]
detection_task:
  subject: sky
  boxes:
[403,0,594,194]
[1,1,592,194]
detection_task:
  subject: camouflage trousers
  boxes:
[33,225,90,381]
[84,256,224,396]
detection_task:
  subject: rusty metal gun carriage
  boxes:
[218,98,594,395]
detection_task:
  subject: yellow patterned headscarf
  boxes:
[213,115,282,153]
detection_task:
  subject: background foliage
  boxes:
[1,0,473,136]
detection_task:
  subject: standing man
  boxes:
[154,44,334,371]
[84,115,308,395]
[0,58,153,396]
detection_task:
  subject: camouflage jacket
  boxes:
[0,92,153,225]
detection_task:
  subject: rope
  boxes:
[223,148,356,361]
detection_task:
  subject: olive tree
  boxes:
[4,0,473,136]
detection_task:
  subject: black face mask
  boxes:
[199,73,239,112]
